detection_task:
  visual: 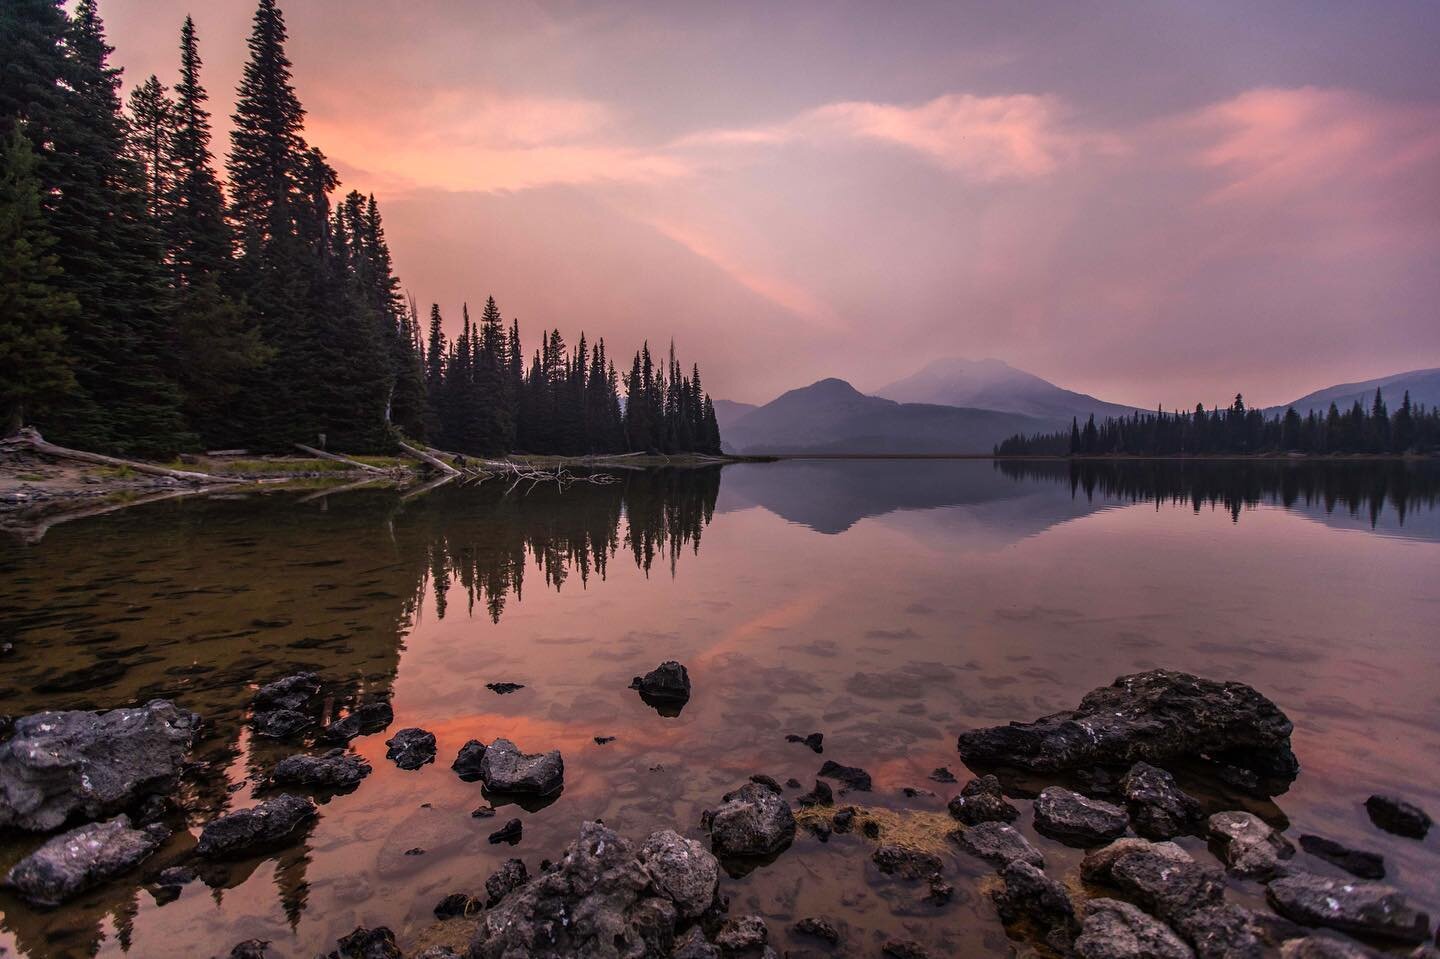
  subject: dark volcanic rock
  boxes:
[947,774,1020,825]
[451,739,487,780]
[320,702,393,743]
[1034,786,1130,846]
[1267,873,1431,944]
[715,914,768,953]
[882,941,932,959]
[479,738,564,795]
[434,892,479,918]
[250,708,315,740]
[1364,795,1431,839]
[1298,834,1384,880]
[786,732,824,753]
[1076,897,1193,959]
[252,672,320,712]
[225,940,277,959]
[956,670,1297,794]
[1208,810,1294,879]
[1279,936,1385,958]
[1123,762,1204,839]
[872,843,943,880]
[196,793,317,858]
[0,700,198,832]
[271,749,371,790]
[3,815,168,906]
[705,781,796,860]
[671,928,721,959]
[1174,903,1268,959]
[468,821,709,958]
[637,828,719,921]
[489,818,523,845]
[797,779,833,807]
[953,821,1044,869]
[992,859,1077,941]
[334,925,402,958]
[817,760,872,792]
[484,857,529,906]
[793,917,841,945]
[384,727,436,770]
[630,661,691,703]
[929,766,958,784]
[1082,838,1224,923]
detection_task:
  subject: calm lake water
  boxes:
[1,460,1438,958]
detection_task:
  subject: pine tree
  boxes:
[123,75,178,222]
[0,127,77,434]
[169,15,232,283]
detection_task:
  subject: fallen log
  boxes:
[293,443,391,475]
[3,428,237,484]
[397,440,460,476]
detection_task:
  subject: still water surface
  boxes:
[1,460,1437,957]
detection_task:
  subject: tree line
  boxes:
[0,0,720,458]
[995,390,1440,457]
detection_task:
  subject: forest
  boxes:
[995,391,1440,457]
[0,0,721,458]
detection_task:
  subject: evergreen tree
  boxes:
[169,15,232,283]
[123,75,178,222]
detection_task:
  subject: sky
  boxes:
[97,0,1440,409]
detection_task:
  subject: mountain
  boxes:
[713,399,759,434]
[722,378,1053,454]
[1270,368,1440,417]
[876,357,1140,423]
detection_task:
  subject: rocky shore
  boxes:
[1,669,1435,958]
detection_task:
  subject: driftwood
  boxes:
[397,440,460,476]
[293,443,391,475]
[0,487,220,545]
[414,444,617,491]
[3,428,237,484]
[296,477,389,504]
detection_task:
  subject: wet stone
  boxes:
[705,781,796,860]
[1297,834,1384,880]
[334,925,402,958]
[451,739,487,780]
[785,732,824,753]
[1208,810,1294,879]
[637,828,720,921]
[271,749,371,790]
[797,779,833,807]
[882,941,932,959]
[1280,936,1386,958]
[434,892,479,918]
[947,774,1019,825]
[1082,838,1224,924]
[251,672,320,712]
[1266,872,1432,945]
[630,660,691,703]
[196,793,317,859]
[1364,795,1431,839]
[715,914,768,953]
[479,738,564,796]
[793,917,841,945]
[991,859,1077,936]
[929,767,958,784]
[1034,786,1130,846]
[1123,762,1204,839]
[1076,897,1194,959]
[484,857,529,906]
[488,818,523,845]
[3,815,169,907]
[1174,903,1266,959]
[251,708,315,740]
[320,702,394,744]
[953,821,1044,869]
[817,760,871,792]
[384,727,436,770]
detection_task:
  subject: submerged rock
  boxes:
[0,700,198,832]
[196,793,317,859]
[252,672,321,712]
[384,727,436,770]
[1208,810,1294,879]
[947,774,1019,825]
[1364,795,1431,839]
[271,749,371,790]
[484,857,529,906]
[333,925,402,959]
[479,738,564,795]
[3,815,169,906]
[489,818,523,845]
[434,892,479,918]
[992,859,1077,944]
[1266,873,1432,944]
[793,917,841,945]
[1297,834,1384,880]
[320,702,394,744]
[929,767,958,784]
[873,843,943,880]
[953,821,1045,869]
[250,708,315,740]
[1076,897,1194,959]
[785,732,824,753]
[630,661,691,704]
[882,941,933,959]
[451,740,487,780]
[817,760,872,792]
[797,779,833,807]
[1035,786,1130,846]
[715,915,769,953]
[705,781,796,860]
[468,821,706,958]
[637,829,719,921]
[1123,762,1204,839]
[956,670,1297,794]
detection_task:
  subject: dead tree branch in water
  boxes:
[2,428,238,484]
[293,443,394,474]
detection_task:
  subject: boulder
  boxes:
[478,738,564,796]
[637,829,719,921]
[196,793,317,859]
[630,661,691,705]
[468,821,697,958]
[954,820,1045,869]
[1267,873,1431,945]
[451,740,487,780]
[1297,835,1384,880]
[320,702,394,744]
[705,781,796,860]
[991,859,1077,942]
[1082,838,1224,923]
[1076,898,1195,959]
[252,672,320,712]
[817,760,872,792]
[1208,811,1294,879]
[1364,795,1431,839]
[384,727,436,770]
[947,774,1020,825]
[484,857,528,906]
[3,815,168,906]
[1034,786,1130,846]
[271,749,371,790]
[0,700,199,832]
[1123,762,1204,839]
[956,670,1297,794]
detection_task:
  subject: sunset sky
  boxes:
[99,0,1440,409]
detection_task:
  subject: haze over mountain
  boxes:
[722,378,1050,455]
[713,399,759,434]
[1270,368,1440,417]
[876,358,1141,423]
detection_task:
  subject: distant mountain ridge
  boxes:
[1269,368,1440,416]
[876,357,1140,423]
[722,378,1052,454]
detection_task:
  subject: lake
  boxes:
[1,459,1438,958]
